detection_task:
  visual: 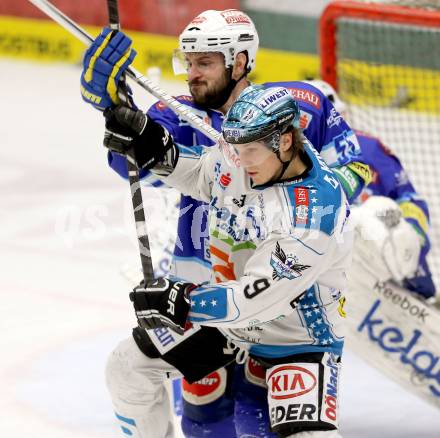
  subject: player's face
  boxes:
[234,140,282,185]
[185,52,230,108]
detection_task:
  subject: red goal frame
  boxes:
[319,1,440,90]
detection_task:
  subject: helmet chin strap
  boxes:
[271,149,295,184]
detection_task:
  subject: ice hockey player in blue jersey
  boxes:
[80,9,369,438]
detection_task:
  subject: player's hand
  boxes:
[351,196,422,282]
[129,278,197,335]
[104,105,175,170]
[80,28,136,111]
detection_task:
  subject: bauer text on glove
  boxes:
[129,278,197,335]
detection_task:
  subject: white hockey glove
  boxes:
[351,196,422,283]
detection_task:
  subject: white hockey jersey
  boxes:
[158,141,352,358]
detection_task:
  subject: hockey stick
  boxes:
[27,0,221,144]
[106,0,121,31]
[104,0,154,283]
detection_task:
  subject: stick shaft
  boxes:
[126,160,155,282]
[105,0,154,283]
[106,0,120,30]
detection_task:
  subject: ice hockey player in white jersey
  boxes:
[101,84,352,437]
[215,81,439,435]
[79,9,367,437]
[79,9,364,437]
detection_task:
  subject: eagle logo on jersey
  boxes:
[270,241,310,281]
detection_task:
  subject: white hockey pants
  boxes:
[106,336,181,438]
[106,336,342,438]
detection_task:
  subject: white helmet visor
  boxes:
[172,49,189,75]
[172,49,226,76]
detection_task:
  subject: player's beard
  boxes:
[189,68,236,110]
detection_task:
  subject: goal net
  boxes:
[320,0,440,291]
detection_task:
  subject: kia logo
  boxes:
[267,365,317,399]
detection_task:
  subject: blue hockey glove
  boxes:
[103,105,176,170]
[129,278,197,335]
[80,28,136,111]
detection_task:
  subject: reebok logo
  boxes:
[374,281,429,323]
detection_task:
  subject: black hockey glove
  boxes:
[103,105,175,170]
[129,278,197,335]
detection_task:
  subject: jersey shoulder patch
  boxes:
[283,184,342,236]
[281,145,344,236]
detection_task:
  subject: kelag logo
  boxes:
[357,299,440,397]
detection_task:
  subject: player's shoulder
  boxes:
[355,129,380,145]
[147,95,222,144]
[277,143,344,236]
[355,129,397,159]
[149,94,196,113]
[148,94,212,120]
[263,80,326,112]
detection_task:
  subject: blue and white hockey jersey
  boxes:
[159,140,351,357]
[109,81,366,285]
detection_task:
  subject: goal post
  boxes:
[319,0,440,290]
[320,1,440,89]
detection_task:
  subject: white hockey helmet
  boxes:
[173,9,259,75]
[305,79,347,114]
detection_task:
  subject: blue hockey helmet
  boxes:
[222,84,300,151]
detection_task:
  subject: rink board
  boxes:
[0,15,319,83]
